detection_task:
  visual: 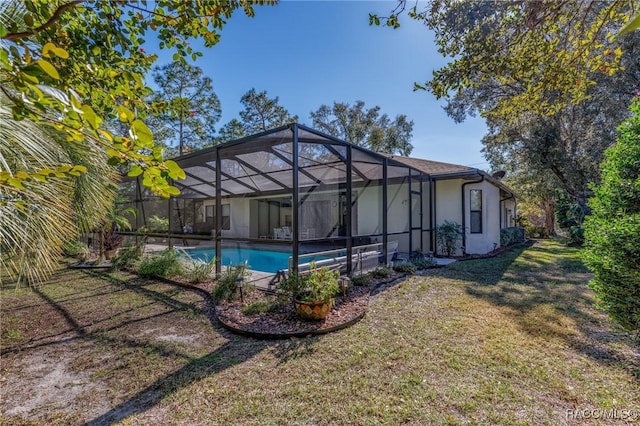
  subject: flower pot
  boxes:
[293,299,334,320]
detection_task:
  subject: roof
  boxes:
[381,153,516,197]
[379,154,477,177]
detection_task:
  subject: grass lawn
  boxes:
[1,240,638,425]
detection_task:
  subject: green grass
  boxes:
[1,240,638,425]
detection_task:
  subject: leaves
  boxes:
[618,12,640,36]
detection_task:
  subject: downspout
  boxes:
[500,193,515,228]
[430,176,435,254]
[461,174,484,255]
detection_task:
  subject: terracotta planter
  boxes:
[293,299,334,320]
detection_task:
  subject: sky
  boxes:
[150,1,491,170]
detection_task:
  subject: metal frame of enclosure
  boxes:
[118,124,434,276]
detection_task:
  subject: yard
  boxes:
[1,240,638,425]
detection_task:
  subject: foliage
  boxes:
[373,0,637,120]
[241,298,283,315]
[212,262,249,303]
[147,215,169,232]
[411,256,436,270]
[393,261,415,274]
[0,92,117,286]
[61,240,90,258]
[216,88,298,142]
[310,100,414,155]
[556,195,587,246]
[500,227,524,247]
[185,257,216,284]
[146,61,221,156]
[582,98,640,332]
[1,0,273,197]
[436,220,463,257]
[111,242,145,271]
[350,272,372,286]
[372,266,392,278]
[525,226,548,239]
[279,263,339,304]
[137,249,184,279]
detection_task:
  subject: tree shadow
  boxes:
[450,241,639,381]
[2,267,314,424]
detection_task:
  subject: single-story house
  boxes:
[119,123,516,277]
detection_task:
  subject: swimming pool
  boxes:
[184,247,293,273]
[183,247,331,273]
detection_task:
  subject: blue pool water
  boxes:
[184,247,293,273]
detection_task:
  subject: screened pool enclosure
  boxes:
[118,124,434,281]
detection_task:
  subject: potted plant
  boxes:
[280,263,340,320]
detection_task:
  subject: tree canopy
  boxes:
[216,88,298,142]
[147,61,221,157]
[1,0,273,197]
[310,100,414,155]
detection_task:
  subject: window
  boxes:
[206,204,230,230]
[470,189,482,233]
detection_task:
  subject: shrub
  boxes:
[277,263,339,303]
[525,225,548,239]
[241,299,283,315]
[148,215,169,232]
[350,272,372,286]
[112,243,144,270]
[411,256,435,270]
[372,266,392,278]
[138,249,184,278]
[185,257,216,283]
[436,220,463,256]
[582,98,640,332]
[212,262,248,303]
[500,227,524,247]
[393,261,415,274]
[62,240,90,258]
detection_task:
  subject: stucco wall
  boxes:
[463,180,501,254]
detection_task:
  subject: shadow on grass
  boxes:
[448,240,639,381]
[2,267,308,425]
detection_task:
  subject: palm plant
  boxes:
[0,92,117,286]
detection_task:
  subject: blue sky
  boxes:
[151,1,490,169]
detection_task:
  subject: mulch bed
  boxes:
[216,285,371,338]
[215,272,408,338]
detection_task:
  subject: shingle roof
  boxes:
[380,153,477,177]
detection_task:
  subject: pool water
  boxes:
[184,247,293,273]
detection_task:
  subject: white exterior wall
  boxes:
[202,198,251,238]
[463,180,501,254]
[434,179,464,256]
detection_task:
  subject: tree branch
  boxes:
[3,1,85,41]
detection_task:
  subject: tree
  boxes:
[0,92,117,286]
[309,101,414,155]
[0,0,273,285]
[1,0,273,196]
[582,97,640,332]
[216,89,298,143]
[373,0,638,121]
[147,61,221,157]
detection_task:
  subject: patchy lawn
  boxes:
[1,240,638,425]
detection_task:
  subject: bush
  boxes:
[212,262,248,303]
[185,257,216,283]
[500,227,524,247]
[138,249,184,278]
[525,225,548,239]
[62,240,90,258]
[436,221,463,256]
[241,299,283,315]
[112,243,144,270]
[372,266,392,278]
[393,261,415,274]
[147,215,169,232]
[411,256,435,270]
[350,272,372,286]
[582,98,640,332]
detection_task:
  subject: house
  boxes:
[119,123,516,276]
